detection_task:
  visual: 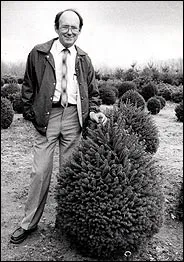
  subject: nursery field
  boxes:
[1,101,183,261]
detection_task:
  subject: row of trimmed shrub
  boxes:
[96,65,183,86]
[1,78,183,131]
[1,75,23,86]
[97,79,183,104]
[98,80,183,121]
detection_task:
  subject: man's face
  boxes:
[55,11,81,48]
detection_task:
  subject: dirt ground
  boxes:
[1,101,183,261]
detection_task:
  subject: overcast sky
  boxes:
[1,1,183,70]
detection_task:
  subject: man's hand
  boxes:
[89,112,108,125]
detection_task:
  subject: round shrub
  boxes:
[173,72,183,86]
[115,81,136,98]
[1,83,21,99]
[99,86,117,105]
[11,92,24,114]
[123,68,139,81]
[97,80,119,98]
[120,89,146,110]
[147,97,161,115]
[157,83,173,101]
[171,86,183,103]
[1,74,12,84]
[2,75,18,84]
[159,73,173,85]
[55,114,164,259]
[115,102,159,154]
[154,95,166,109]
[140,82,158,101]
[133,75,151,90]
[97,79,107,89]
[111,85,119,98]
[175,100,183,122]
[1,97,14,129]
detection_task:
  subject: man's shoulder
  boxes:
[31,38,58,53]
[75,45,88,56]
[75,45,93,65]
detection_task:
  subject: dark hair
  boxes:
[54,9,83,30]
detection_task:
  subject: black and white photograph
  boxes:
[1,1,183,261]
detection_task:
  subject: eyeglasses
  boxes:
[60,25,79,34]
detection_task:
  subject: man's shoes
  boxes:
[10,225,38,244]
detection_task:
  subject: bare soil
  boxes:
[1,101,183,261]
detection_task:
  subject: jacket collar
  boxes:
[36,37,87,56]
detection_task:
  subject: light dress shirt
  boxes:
[50,39,78,104]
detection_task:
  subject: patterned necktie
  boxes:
[60,48,69,107]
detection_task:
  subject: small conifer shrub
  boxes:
[99,86,117,105]
[55,114,164,259]
[116,102,159,154]
[157,83,173,101]
[1,83,21,99]
[97,80,119,98]
[171,86,183,103]
[120,89,146,110]
[175,100,183,122]
[141,82,158,101]
[12,92,24,114]
[147,97,161,115]
[1,97,14,129]
[155,95,166,109]
[116,81,136,98]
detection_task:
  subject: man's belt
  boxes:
[52,101,76,108]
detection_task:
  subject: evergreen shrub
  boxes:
[157,83,173,101]
[1,97,14,129]
[116,81,136,98]
[11,92,24,114]
[140,82,158,101]
[159,73,173,85]
[97,79,119,98]
[154,95,166,109]
[173,72,183,86]
[55,113,164,259]
[123,68,139,81]
[117,102,159,154]
[147,97,161,115]
[99,86,117,105]
[1,75,18,84]
[171,85,183,103]
[133,76,151,90]
[1,83,21,99]
[175,100,183,122]
[120,90,146,110]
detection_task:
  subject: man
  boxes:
[10,8,107,244]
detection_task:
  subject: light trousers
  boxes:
[21,106,81,230]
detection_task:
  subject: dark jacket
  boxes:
[22,37,101,135]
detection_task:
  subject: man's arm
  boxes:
[22,51,36,121]
[87,56,107,125]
